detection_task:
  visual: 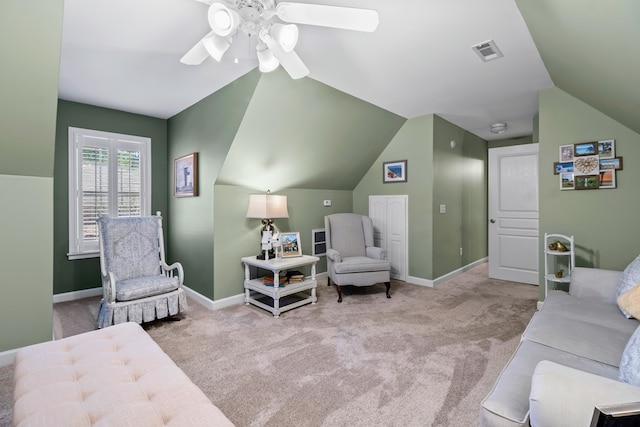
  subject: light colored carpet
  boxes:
[0,263,537,427]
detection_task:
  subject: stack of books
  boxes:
[263,271,287,287]
[287,271,305,283]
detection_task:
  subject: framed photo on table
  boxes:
[280,232,302,258]
[174,152,198,197]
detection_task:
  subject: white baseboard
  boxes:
[182,285,245,311]
[537,301,544,310]
[407,257,488,288]
[0,348,18,367]
[53,287,102,303]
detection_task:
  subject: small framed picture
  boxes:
[559,145,574,162]
[599,170,616,189]
[560,173,574,190]
[383,160,407,183]
[598,139,615,159]
[575,175,600,190]
[553,161,574,175]
[174,152,198,197]
[573,155,600,175]
[573,141,598,157]
[280,232,302,258]
[599,157,623,171]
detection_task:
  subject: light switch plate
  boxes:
[439,204,446,214]
[323,200,332,207]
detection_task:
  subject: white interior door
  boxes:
[488,144,539,285]
[369,195,407,281]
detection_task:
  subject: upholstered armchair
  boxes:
[324,213,391,303]
[96,212,187,328]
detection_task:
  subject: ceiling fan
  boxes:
[180,0,379,79]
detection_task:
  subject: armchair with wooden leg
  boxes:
[324,213,391,303]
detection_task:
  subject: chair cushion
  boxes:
[116,275,179,302]
[327,214,366,258]
[99,216,162,281]
[333,256,391,274]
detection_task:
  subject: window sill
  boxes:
[67,251,99,260]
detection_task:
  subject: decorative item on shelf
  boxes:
[246,190,289,260]
[280,231,302,258]
[548,241,568,252]
[555,269,564,279]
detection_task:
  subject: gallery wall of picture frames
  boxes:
[554,139,622,190]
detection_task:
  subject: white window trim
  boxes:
[67,127,151,260]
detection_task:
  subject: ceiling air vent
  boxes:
[472,39,503,62]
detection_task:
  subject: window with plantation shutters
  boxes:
[68,127,151,259]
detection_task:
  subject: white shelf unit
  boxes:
[544,233,575,299]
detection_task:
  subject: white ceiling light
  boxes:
[181,0,379,79]
[208,3,241,37]
[490,122,508,134]
[256,42,280,72]
[270,23,298,52]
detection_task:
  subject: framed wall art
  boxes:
[174,152,198,197]
[554,139,621,190]
[383,160,407,183]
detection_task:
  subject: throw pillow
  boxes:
[618,285,640,320]
[616,255,640,318]
[620,325,640,386]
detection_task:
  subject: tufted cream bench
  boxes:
[13,322,234,426]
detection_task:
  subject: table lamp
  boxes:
[246,190,289,260]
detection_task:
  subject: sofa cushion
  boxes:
[619,325,640,386]
[542,290,638,334]
[480,340,619,427]
[616,255,640,318]
[522,311,632,367]
[618,285,640,320]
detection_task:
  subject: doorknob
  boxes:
[490,218,496,223]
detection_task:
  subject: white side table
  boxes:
[241,255,320,317]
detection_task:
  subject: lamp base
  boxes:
[256,249,275,260]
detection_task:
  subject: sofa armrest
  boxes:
[326,248,341,263]
[569,267,622,304]
[530,361,640,427]
[366,246,386,260]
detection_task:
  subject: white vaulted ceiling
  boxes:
[58,0,559,140]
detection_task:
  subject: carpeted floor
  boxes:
[0,263,538,427]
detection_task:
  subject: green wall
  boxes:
[539,87,640,299]
[0,0,63,352]
[213,185,352,299]
[53,100,169,294]
[167,70,261,299]
[488,135,534,149]
[217,68,406,190]
[353,114,488,282]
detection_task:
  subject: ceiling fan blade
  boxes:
[264,36,309,79]
[180,34,212,65]
[275,2,379,32]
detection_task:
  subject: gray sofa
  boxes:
[481,267,640,426]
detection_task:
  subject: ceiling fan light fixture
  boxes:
[490,122,508,134]
[208,3,240,37]
[270,23,299,52]
[202,34,230,62]
[256,43,280,72]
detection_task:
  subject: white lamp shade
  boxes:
[270,23,298,52]
[202,34,230,62]
[256,43,280,72]
[246,194,289,219]
[208,3,240,37]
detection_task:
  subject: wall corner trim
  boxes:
[182,286,244,311]
[0,348,18,367]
